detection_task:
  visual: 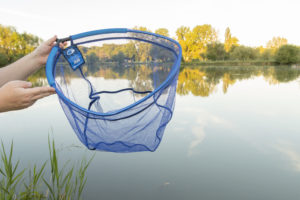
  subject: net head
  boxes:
[46,29,182,152]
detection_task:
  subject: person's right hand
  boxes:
[0,81,56,112]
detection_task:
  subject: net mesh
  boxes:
[49,30,181,152]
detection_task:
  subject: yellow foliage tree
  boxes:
[0,24,40,65]
[189,25,218,61]
[132,26,152,32]
[224,27,239,52]
[266,36,288,53]
[176,26,191,61]
[155,28,169,37]
[176,25,217,61]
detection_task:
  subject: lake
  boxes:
[1,65,300,200]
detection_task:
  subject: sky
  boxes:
[0,0,299,47]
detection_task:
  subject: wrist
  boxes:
[29,50,44,69]
[0,88,7,113]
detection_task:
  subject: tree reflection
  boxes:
[222,73,236,93]
[28,65,300,97]
[177,68,216,97]
[176,65,300,96]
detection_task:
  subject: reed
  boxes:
[0,138,93,200]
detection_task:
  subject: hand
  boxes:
[0,81,56,112]
[32,36,67,66]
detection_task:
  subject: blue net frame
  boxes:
[46,28,182,152]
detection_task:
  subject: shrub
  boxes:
[275,45,300,64]
[229,45,259,61]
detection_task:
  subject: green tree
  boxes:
[275,44,300,64]
[224,27,239,52]
[86,52,99,73]
[205,43,228,60]
[229,45,259,60]
[260,48,273,61]
[0,51,9,66]
[112,51,125,63]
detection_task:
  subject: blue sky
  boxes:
[0,0,299,47]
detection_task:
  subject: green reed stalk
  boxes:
[0,138,94,200]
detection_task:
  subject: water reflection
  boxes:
[30,65,300,97]
[274,140,300,172]
[4,65,300,200]
[178,65,300,96]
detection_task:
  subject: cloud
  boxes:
[176,105,233,156]
[188,125,206,156]
[274,140,300,172]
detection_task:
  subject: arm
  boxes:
[0,36,60,113]
[0,36,57,87]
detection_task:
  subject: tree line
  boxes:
[1,24,300,67]
[0,25,40,67]
[175,25,300,65]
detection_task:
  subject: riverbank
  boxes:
[181,60,277,66]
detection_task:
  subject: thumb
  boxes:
[11,80,32,88]
[46,35,57,46]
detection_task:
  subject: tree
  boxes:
[86,52,99,73]
[275,45,300,64]
[176,26,191,62]
[224,27,239,52]
[176,25,218,61]
[132,26,151,32]
[122,42,137,61]
[131,26,153,62]
[189,24,218,61]
[229,45,259,60]
[266,37,288,52]
[155,28,169,37]
[176,26,190,41]
[112,52,125,63]
[0,24,40,66]
[0,51,9,66]
[205,43,228,61]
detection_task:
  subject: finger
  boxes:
[11,81,32,88]
[59,41,68,49]
[32,91,56,100]
[46,35,57,46]
[25,86,56,96]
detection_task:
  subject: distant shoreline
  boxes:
[181,60,278,66]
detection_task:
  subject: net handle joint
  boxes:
[56,36,71,45]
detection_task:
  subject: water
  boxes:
[1,65,300,200]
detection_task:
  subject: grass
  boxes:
[0,137,94,200]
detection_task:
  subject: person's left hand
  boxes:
[32,36,67,66]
